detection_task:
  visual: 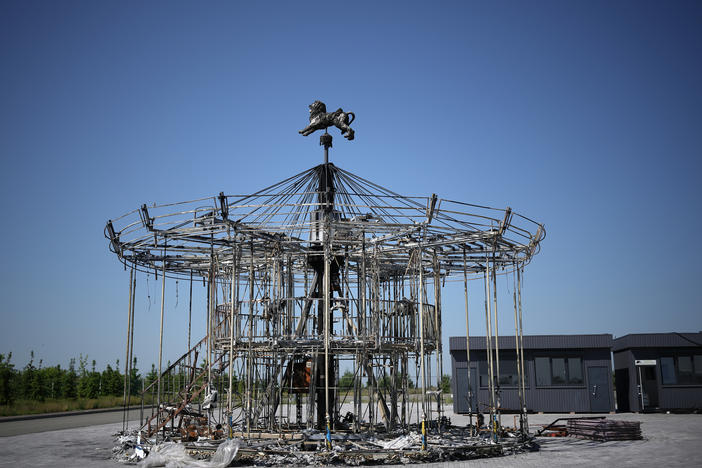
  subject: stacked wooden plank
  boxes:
[567,419,642,441]
[539,424,568,437]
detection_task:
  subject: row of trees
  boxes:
[338,370,450,393]
[0,352,453,406]
[0,352,158,405]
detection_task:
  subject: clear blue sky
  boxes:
[1,1,700,372]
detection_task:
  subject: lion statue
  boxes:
[299,101,355,140]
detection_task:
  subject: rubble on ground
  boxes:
[113,422,537,466]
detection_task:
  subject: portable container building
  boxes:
[450,334,614,413]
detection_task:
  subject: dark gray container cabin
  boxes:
[450,334,614,414]
[613,332,702,412]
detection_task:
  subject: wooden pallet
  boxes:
[566,419,642,441]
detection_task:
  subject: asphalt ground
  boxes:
[0,408,699,467]
[0,407,143,437]
[435,411,702,468]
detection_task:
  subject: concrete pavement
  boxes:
[0,407,699,467]
[0,407,143,437]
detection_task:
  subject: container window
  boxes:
[694,356,702,384]
[479,360,489,387]
[479,357,528,388]
[552,358,567,385]
[678,356,693,384]
[568,357,583,385]
[535,356,584,387]
[660,357,676,385]
[535,357,550,386]
[660,355,702,386]
[498,360,519,387]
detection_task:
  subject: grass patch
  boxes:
[0,395,147,417]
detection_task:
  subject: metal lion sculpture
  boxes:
[299,101,355,140]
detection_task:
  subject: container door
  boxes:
[637,364,659,409]
[587,366,611,413]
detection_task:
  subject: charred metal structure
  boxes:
[105,103,544,462]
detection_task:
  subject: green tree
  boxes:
[376,373,408,391]
[113,363,125,396]
[85,360,100,398]
[129,357,141,395]
[30,360,47,402]
[102,364,122,396]
[77,354,91,398]
[0,353,16,405]
[63,358,78,399]
[22,351,37,400]
[339,370,354,391]
[377,375,391,391]
[145,364,158,390]
[43,365,63,399]
[440,375,451,393]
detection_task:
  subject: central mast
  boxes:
[299,100,355,436]
[316,131,336,433]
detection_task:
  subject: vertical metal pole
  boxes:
[188,271,193,366]
[207,266,212,388]
[418,247,427,450]
[247,240,254,436]
[462,248,473,434]
[140,378,144,428]
[157,245,167,426]
[373,245,380,349]
[512,262,524,435]
[516,263,528,432]
[236,247,241,342]
[353,354,359,432]
[357,235,365,431]
[322,165,333,448]
[432,251,443,425]
[491,253,501,429]
[228,247,236,435]
[360,233,366,335]
[324,249,331,448]
[287,256,293,336]
[484,256,496,437]
[402,354,408,428]
[122,266,134,431]
[127,269,136,426]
